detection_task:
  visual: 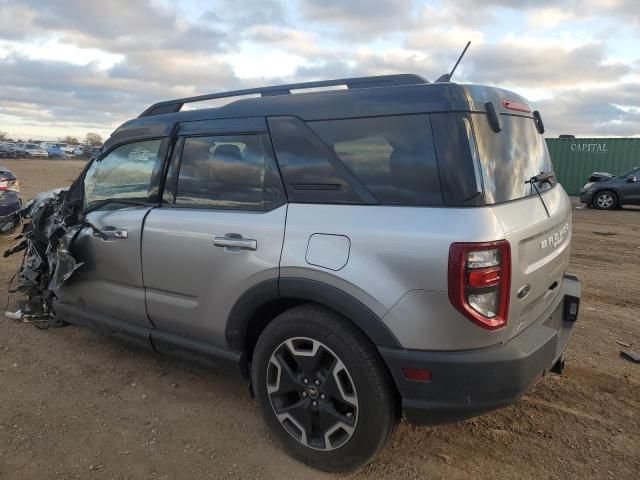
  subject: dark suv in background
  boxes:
[580,167,640,209]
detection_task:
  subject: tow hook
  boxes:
[550,356,566,375]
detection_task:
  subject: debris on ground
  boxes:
[619,351,640,363]
[616,340,632,348]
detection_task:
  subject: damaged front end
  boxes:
[2,188,84,327]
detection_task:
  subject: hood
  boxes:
[587,172,614,182]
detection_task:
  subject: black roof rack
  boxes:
[138,74,428,118]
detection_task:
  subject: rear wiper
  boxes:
[527,171,555,184]
[525,171,555,218]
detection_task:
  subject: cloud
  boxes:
[536,82,640,136]
[201,0,287,28]
[0,0,227,54]
[298,0,415,37]
[0,0,638,139]
[464,42,630,88]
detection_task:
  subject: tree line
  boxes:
[0,131,103,146]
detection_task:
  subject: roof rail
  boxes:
[138,74,428,118]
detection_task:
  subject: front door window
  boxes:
[83,139,163,209]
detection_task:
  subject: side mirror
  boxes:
[627,175,637,183]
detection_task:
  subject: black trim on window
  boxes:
[430,112,484,207]
[161,136,185,204]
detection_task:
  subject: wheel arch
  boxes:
[594,188,619,207]
[226,278,402,376]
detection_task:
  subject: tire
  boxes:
[593,190,617,210]
[252,304,398,472]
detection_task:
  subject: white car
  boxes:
[22,143,49,158]
[59,144,77,156]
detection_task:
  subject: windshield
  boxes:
[472,113,556,204]
[618,168,639,178]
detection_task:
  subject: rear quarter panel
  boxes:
[281,203,511,350]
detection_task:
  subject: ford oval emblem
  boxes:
[517,284,531,300]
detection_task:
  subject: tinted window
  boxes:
[84,139,162,209]
[268,116,367,204]
[472,113,556,204]
[175,134,271,210]
[309,115,443,206]
[430,113,483,206]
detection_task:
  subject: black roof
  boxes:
[105,74,522,149]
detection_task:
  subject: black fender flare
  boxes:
[225,277,401,352]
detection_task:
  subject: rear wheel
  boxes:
[251,304,398,472]
[594,190,617,210]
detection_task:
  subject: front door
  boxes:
[617,168,640,205]
[58,138,167,328]
[141,119,287,346]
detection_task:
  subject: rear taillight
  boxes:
[448,240,511,330]
[0,179,19,192]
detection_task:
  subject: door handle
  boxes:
[111,229,128,239]
[93,228,128,240]
[214,234,257,251]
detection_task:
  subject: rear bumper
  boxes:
[379,274,581,425]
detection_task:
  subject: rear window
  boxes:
[309,115,442,206]
[472,113,556,204]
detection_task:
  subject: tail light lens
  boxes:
[448,240,511,330]
[0,179,19,192]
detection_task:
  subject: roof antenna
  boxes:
[436,41,471,82]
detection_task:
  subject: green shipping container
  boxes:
[546,138,640,195]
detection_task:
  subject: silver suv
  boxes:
[50,74,581,471]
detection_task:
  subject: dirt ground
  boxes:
[0,159,638,480]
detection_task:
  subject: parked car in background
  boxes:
[0,143,19,158]
[40,142,75,157]
[0,167,22,233]
[46,145,68,159]
[72,145,86,157]
[17,143,48,158]
[62,145,77,156]
[580,167,640,209]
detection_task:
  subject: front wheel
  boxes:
[252,305,398,472]
[594,190,617,210]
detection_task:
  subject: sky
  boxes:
[0,0,639,141]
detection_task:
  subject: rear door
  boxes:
[471,110,572,339]
[141,118,287,347]
[58,138,168,328]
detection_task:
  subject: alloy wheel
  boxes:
[596,193,614,208]
[266,337,359,451]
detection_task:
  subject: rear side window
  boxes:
[430,113,483,206]
[268,116,370,204]
[472,113,556,204]
[309,115,443,206]
[174,134,282,210]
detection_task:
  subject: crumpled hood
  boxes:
[1,188,85,326]
[587,172,614,182]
